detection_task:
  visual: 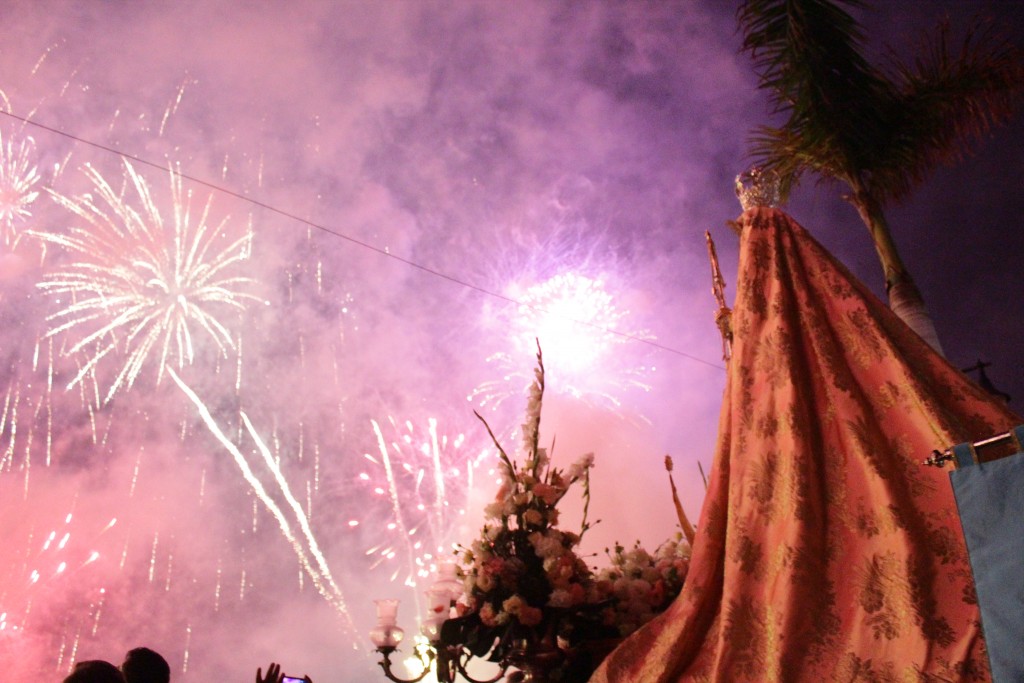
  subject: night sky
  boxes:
[1,2,1021,681]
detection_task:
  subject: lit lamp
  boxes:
[432,561,463,596]
[420,586,450,642]
[371,597,435,683]
[369,599,405,650]
[371,564,506,683]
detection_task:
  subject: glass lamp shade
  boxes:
[420,614,446,641]
[370,599,405,649]
[424,586,451,617]
[369,622,405,649]
[432,561,464,606]
[375,598,401,624]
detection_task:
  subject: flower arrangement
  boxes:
[441,347,611,659]
[438,345,691,680]
[593,535,691,637]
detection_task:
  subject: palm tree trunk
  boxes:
[848,186,946,355]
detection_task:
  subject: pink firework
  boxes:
[358,416,494,592]
[472,272,653,413]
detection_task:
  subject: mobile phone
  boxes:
[282,677,304,683]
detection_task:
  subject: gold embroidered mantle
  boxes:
[590,208,1020,683]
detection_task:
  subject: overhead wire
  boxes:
[0,108,725,371]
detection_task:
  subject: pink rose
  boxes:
[531,482,563,506]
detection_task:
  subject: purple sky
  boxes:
[1,2,1021,681]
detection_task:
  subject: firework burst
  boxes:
[37,159,257,403]
[359,416,492,591]
[472,272,653,412]
[0,129,42,248]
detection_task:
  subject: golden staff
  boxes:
[664,455,696,544]
[705,230,732,362]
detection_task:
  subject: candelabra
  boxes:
[370,565,508,683]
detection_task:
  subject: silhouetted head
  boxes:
[121,648,170,683]
[63,660,126,683]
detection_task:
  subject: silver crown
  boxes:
[735,168,781,211]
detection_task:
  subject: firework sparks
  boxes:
[472,272,653,412]
[0,509,114,642]
[2,55,359,680]
[362,416,488,592]
[0,129,42,248]
[368,419,416,586]
[37,159,257,403]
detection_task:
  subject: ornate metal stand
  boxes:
[375,645,436,683]
[374,642,507,683]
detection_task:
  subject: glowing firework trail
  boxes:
[39,336,55,467]
[0,128,42,248]
[0,334,60,498]
[27,513,117,580]
[167,367,356,636]
[369,419,416,588]
[1,383,20,474]
[158,78,191,139]
[427,418,445,546]
[240,412,348,610]
[38,159,256,403]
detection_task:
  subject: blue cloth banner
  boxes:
[950,425,1024,683]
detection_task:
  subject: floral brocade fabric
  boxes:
[590,208,1020,683]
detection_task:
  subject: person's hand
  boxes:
[256,662,282,683]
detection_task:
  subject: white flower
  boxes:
[625,547,652,567]
[567,452,595,480]
[476,571,496,592]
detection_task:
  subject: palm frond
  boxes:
[739,0,871,103]
[865,21,1024,203]
[739,2,1024,208]
[738,0,896,197]
[747,125,833,198]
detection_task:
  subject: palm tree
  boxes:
[737,0,1023,353]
